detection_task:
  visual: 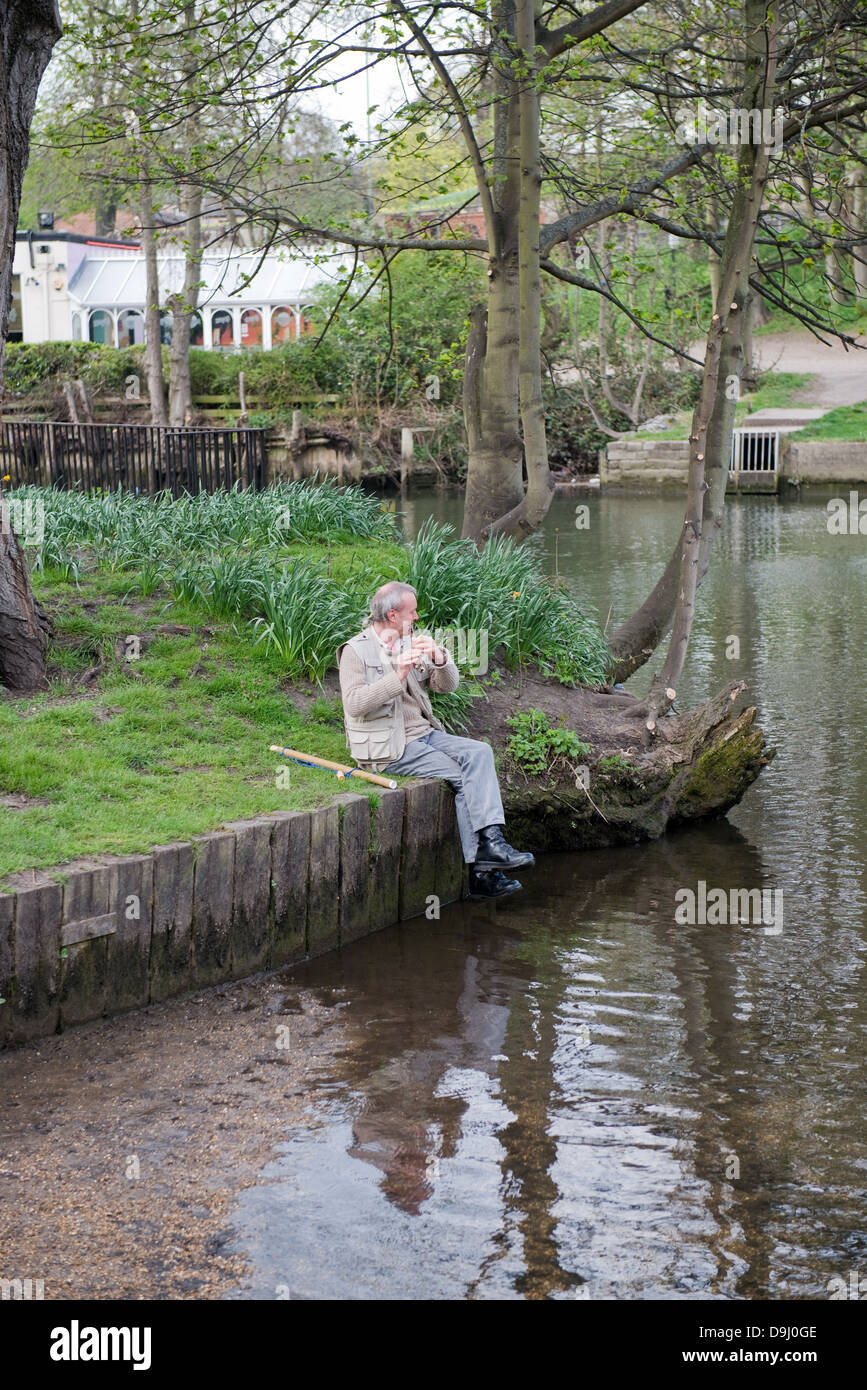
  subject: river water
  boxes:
[225,486,867,1300]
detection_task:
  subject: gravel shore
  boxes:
[0,970,345,1299]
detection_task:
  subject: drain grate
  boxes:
[730,428,779,474]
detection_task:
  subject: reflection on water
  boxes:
[228,489,867,1300]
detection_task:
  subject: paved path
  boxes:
[689,329,867,406]
[752,330,867,406]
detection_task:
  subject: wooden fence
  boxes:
[0,420,268,495]
[0,392,339,423]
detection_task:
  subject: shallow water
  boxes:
[227,487,867,1300]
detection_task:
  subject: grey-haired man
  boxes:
[337,581,534,900]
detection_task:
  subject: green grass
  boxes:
[0,579,385,880]
[735,372,813,417]
[787,402,867,442]
[17,486,610,686]
[20,481,408,681]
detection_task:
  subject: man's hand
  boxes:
[411,632,447,666]
[394,646,417,682]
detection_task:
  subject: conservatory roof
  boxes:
[68,250,350,309]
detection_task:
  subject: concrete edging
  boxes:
[600,438,867,486]
[0,781,464,1047]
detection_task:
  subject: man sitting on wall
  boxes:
[337,581,535,901]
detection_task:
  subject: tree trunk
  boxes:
[461,303,489,498]
[94,189,117,239]
[461,253,524,539]
[741,286,757,386]
[609,0,777,687]
[825,143,852,306]
[697,293,747,584]
[852,164,867,300]
[706,197,721,307]
[624,215,638,351]
[461,0,556,543]
[128,0,167,440]
[485,0,554,541]
[461,1,523,541]
[166,0,204,429]
[139,183,168,434]
[0,0,62,693]
[0,519,51,690]
[464,662,773,851]
[167,183,203,427]
[607,539,686,683]
[645,304,731,718]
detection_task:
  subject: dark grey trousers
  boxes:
[384,730,505,863]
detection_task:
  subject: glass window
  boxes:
[190,311,203,347]
[271,305,295,344]
[159,311,173,345]
[299,305,314,335]
[71,311,82,342]
[240,308,262,348]
[89,309,113,344]
[117,309,145,348]
[8,274,23,342]
[211,309,234,349]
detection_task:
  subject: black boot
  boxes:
[467,865,523,901]
[474,825,535,872]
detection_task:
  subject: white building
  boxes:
[11,231,350,350]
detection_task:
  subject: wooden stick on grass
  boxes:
[269,746,398,790]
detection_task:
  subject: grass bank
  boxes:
[788,402,867,442]
[0,481,609,879]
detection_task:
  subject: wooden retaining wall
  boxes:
[0,782,464,1048]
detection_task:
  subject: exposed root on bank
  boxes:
[461,663,773,851]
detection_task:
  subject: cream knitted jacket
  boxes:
[338,639,460,747]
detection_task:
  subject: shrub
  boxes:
[3,341,156,397]
[240,337,347,402]
[311,250,483,407]
[406,519,610,686]
[505,708,593,775]
[16,478,400,566]
[250,563,359,681]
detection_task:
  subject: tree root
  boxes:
[464,668,773,852]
